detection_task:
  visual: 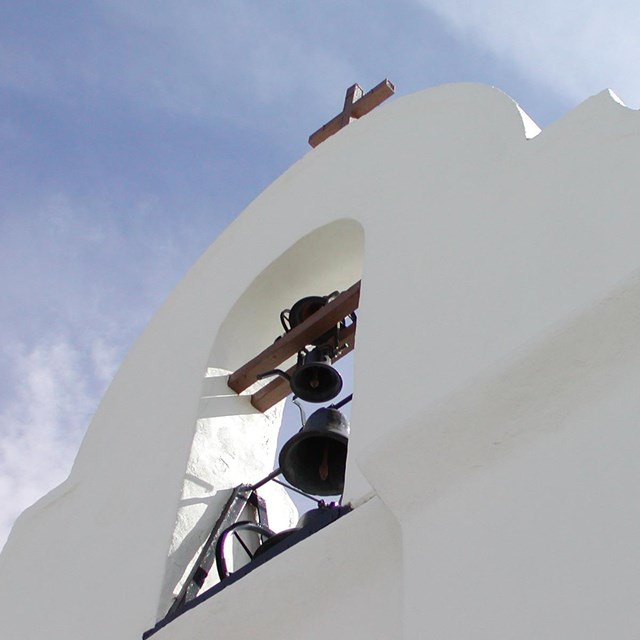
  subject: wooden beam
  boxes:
[250,322,356,413]
[308,79,395,148]
[350,79,395,118]
[228,281,361,395]
[308,114,344,150]
[339,83,364,128]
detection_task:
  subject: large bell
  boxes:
[253,504,342,559]
[279,407,349,496]
[289,348,343,403]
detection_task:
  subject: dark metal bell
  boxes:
[288,296,329,328]
[289,349,343,403]
[253,504,343,558]
[287,295,339,346]
[279,407,349,496]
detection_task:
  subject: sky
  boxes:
[2,0,640,550]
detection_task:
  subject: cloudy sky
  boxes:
[2,0,639,549]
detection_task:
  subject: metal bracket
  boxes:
[167,485,256,616]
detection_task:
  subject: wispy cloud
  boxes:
[417,0,640,107]
[0,336,118,549]
[0,190,194,549]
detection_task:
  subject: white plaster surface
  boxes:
[156,369,298,616]
[2,83,640,639]
[152,496,403,640]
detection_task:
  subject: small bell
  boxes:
[289,348,343,403]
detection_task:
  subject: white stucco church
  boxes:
[1,82,640,639]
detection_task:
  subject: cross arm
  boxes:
[308,79,395,148]
[350,79,395,118]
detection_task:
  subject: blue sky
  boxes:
[1,0,639,548]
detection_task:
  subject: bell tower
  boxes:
[3,82,640,640]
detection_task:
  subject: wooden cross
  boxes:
[308,79,395,148]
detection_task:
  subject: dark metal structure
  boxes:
[145,472,351,639]
[165,485,268,617]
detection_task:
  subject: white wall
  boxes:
[2,83,640,639]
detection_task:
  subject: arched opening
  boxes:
[155,219,364,623]
[209,218,364,370]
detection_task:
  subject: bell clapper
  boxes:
[319,443,330,481]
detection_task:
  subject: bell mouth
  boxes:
[290,363,343,403]
[278,432,348,496]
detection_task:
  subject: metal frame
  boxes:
[166,485,268,617]
[145,498,351,639]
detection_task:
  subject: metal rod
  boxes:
[291,397,307,426]
[233,531,254,560]
[256,369,290,381]
[272,478,320,502]
[332,393,353,410]
[249,467,281,491]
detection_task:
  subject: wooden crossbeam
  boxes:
[250,322,356,412]
[308,79,395,148]
[228,281,361,400]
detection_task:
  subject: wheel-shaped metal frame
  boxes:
[215,521,275,580]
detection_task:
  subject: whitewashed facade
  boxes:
[2,83,640,639]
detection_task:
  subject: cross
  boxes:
[308,79,395,148]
